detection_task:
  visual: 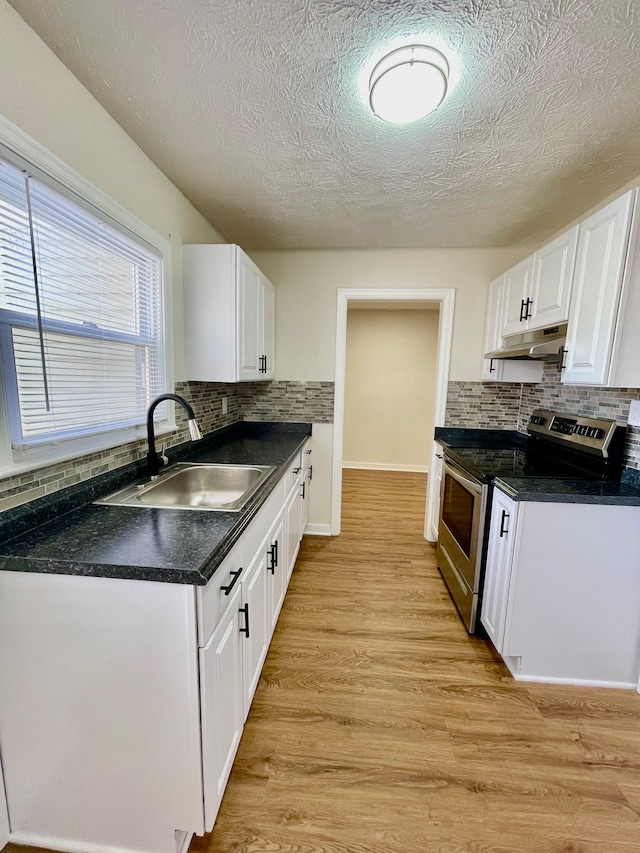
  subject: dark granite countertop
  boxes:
[0,422,312,585]
[494,470,640,505]
[434,427,527,449]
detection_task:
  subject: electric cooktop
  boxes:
[443,409,627,484]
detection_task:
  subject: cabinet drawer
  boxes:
[197,542,243,647]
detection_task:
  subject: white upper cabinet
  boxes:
[482,275,543,383]
[529,225,579,331]
[481,276,504,380]
[500,227,578,338]
[501,257,534,337]
[184,244,275,382]
[562,190,637,386]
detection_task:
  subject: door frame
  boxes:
[331,288,455,536]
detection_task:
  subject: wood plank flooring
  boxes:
[191,468,640,853]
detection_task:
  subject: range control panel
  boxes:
[526,409,623,457]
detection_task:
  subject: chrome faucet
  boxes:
[146,393,203,478]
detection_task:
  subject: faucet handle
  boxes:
[159,446,169,468]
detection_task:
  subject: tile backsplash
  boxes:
[0,379,335,513]
[444,381,524,429]
[446,363,640,470]
[239,381,334,423]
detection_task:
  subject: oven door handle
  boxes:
[443,461,483,497]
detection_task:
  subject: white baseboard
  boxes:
[342,462,429,473]
[512,673,637,690]
[502,655,636,689]
[304,523,332,536]
[8,832,149,853]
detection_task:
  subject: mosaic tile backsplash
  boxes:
[239,381,334,423]
[444,381,524,429]
[0,379,335,513]
[446,362,640,470]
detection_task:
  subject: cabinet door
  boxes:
[285,477,303,582]
[240,546,269,719]
[301,445,312,536]
[199,584,244,832]
[562,192,634,385]
[501,257,534,337]
[528,225,578,332]
[482,276,504,381]
[237,254,261,380]
[481,489,518,654]
[426,445,444,541]
[266,511,286,635]
[260,278,276,378]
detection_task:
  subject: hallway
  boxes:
[191,469,640,853]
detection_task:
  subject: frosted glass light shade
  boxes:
[369,44,449,124]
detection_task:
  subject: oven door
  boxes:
[437,459,485,593]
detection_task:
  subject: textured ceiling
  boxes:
[7,0,640,249]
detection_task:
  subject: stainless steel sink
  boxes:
[95,463,275,511]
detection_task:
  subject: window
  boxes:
[0,153,169,466]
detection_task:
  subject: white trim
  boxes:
[331,288,455,536]
[8,832,157,853]
[502,655,636,689]
[0,113,170,256]
[512,673,637,690]
[304,523,332,536]
[343,462,429,473]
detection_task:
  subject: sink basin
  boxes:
[95,463,275,512]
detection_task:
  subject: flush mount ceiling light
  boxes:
[369,44,450,124]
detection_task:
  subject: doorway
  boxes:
[331,288,455,538]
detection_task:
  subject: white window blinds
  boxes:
[0,156,166,448]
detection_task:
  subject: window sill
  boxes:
[0,421,178,483]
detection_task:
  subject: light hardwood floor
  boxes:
[191,468,640,853]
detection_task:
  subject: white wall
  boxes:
[343,309,439,471]
[251,248,529,384]
[251,248,528,528]
[0,0,227,381]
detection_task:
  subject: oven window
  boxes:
[442,473,475,559]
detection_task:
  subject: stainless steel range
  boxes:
[436,409,626,633]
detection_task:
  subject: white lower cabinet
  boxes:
[301,444,312,534]
[266,509,286,634]
[285,473,303,582]
[481,488,640,687]
[425,443,444,542]
[0,443,313,853]
[239,539,270,719]
[481,489,519,654]
[199,584,244,832]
